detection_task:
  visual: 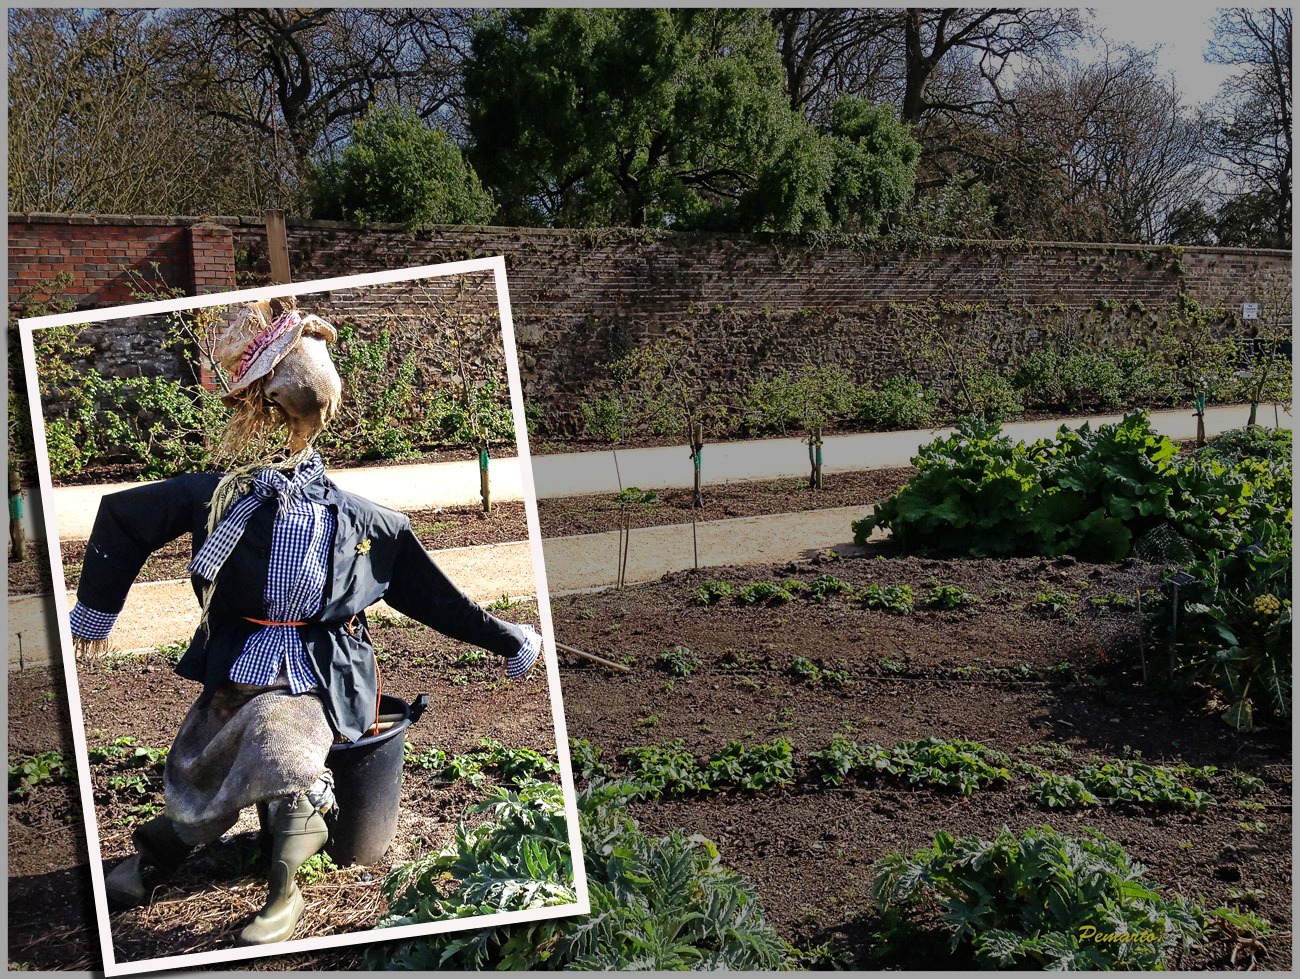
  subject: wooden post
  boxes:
[265,209,291,285]
[1136,589,1146,683]
[612,447,625,587]
[620,506,632,587]
[8,466,25,562]
[1169,582,1180,682]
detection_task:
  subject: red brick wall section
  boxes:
[188,222,237,390]
[8,214,194,307]
[189,222,236,294]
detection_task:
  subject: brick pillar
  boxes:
[189,222,237,391]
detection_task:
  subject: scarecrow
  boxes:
[69,299,542,946]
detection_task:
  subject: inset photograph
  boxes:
[17,258,585,974]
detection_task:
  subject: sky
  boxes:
[1086,4,1241,105]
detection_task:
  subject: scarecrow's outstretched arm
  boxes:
[70,473,218,641]
[382,523,541,677]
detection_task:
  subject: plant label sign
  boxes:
[1242,302,1259,319]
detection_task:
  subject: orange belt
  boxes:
[243,615,362,632]
[242,616,380,734]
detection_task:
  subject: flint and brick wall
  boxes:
[10,213,1291,433]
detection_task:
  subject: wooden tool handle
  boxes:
[555,640,633,673]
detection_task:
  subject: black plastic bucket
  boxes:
[325,693,428,866]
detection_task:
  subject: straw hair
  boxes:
[215,390,292,465]
[214,298,298,462]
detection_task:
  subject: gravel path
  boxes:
[540,504,880,594]
[528,404,1285,498]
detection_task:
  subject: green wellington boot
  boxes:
[236,794,329,946]
[103,815,193,909]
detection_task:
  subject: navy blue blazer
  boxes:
[76,472,529,742]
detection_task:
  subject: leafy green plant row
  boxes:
[598,738,796,800]
[859,414,1290,562]
[573,736,1220,811]
[809,736,1010,796]
[658,644,1078,684]
[405,738,559,788]
[694,574,977,614]
[8,750,74,799]
[1033,761,1216,812]
[368,782,786,970]
[88,736,168,771]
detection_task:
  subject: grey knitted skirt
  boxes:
[163,679,333,845]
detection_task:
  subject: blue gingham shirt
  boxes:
[226,493,334,692]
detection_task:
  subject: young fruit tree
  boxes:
[410,285,517,513]
[1157,298,1241,446]
[745,363,859,488]
[613,338,730,508]
[612,487,658,589]
[582,393,647,585]
[1238,272,1292,428]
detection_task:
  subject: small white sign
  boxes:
[1242,302,1260,319]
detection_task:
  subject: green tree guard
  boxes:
[808,426,824,489]
[8,466,25,562]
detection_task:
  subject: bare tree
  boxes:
[167,7,474,184]
[769,8,1087,128]
[7,8,277,214]
[768,8,898,120]
[993,46,1212,242]
[1206,7,1292,247]
[897,8,1086,125]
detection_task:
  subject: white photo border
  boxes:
[18,256,590,976]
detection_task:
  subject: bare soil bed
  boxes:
[7,603,556,971]
[552,553,1293,971]
[536,468,914,538]
[7,537,54,596]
